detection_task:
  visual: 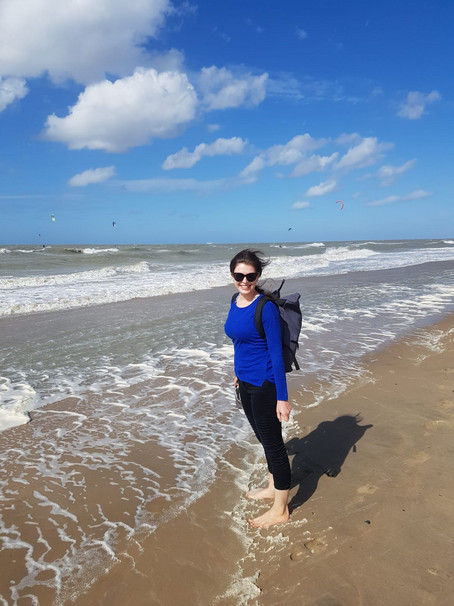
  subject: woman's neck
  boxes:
[236,290,260,307]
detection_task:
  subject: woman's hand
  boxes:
[277,400,291,422]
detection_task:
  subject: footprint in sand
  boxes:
[427,567,452,580]
[303,536,328,554]
[353,483,378,504]
[357,484,378,495]
[424,419,446,431]
[290,536,328,560]
[438,399,454,412]
[407,450,430,464]
[289,546,306,561]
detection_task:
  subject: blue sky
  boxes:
[1,0,453,244]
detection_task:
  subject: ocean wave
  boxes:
[348,241,380,248]
[2,243,454,318]
[271,242,326,250]
[324,246,378,260]
[0,377,37,431]
[0,260,230,316]
[0,247,44,254]
[294,242,326,249]
[262,247,379,282]
[0,262,150,290]
[64,247,119,254]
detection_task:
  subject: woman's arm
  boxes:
[261,301,288,402]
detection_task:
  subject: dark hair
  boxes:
[229,248,270,275]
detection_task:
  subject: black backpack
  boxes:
[232,280,302,372]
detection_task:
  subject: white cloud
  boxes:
[240,132,393,182]
[367,189,432,206]
[296,29,308,40]
[290,153,338,177]
[69,166,116,187]
[267,134,325,164]
[398,90,441,120]
[377,159,416,185]
[162,137,247,170]
[0,0,172,84]
[305,179,337,197]
[198,66,267,110]
[240,155,267,179]
[240,134,326,178]
[41,62,270,152]
[407,189,432,199]
[292,201,310,209]
[43,68,198,152]
[0,76,28,111]
[336,137,393,171]
[361,159,417,185]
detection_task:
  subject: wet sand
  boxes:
[1,314,453,605]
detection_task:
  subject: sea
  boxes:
[1,239,454,604]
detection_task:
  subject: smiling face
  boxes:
[232,262,261,300]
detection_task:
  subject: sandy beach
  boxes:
[224,313,454,606]
[3,311,448,605]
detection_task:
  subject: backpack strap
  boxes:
[254,295,273,340]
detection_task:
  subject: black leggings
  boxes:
[238,379,291,491]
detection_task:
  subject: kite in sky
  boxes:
[112,221,116,228]
[336,200,344,210]
[50,214,56,221]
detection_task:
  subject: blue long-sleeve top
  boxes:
[224,295,288,401]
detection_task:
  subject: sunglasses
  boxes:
[233,272,258,282]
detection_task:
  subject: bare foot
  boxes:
[246,487,275,500]
[248,506,290,528]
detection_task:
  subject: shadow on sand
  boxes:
[287,414,373,514]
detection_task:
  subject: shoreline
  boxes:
[1,310,453,604]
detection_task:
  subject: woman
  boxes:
[224,249,291,528]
